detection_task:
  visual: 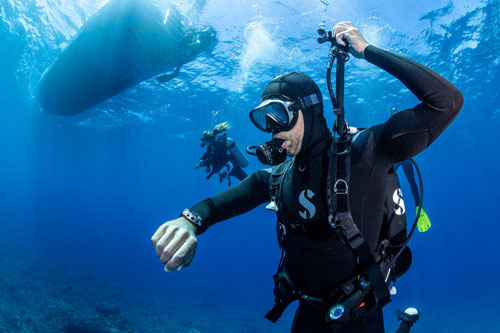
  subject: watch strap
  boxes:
[181,209,203,227]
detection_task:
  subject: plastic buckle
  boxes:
[344,221,363,249]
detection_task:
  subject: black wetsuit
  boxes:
[190,45,463,332]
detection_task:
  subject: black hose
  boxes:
[335,54,346,137]
[326,44,349,138]
[327,65,336,108]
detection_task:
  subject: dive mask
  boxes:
[249,92,323,134]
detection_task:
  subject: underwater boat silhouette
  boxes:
[38,0,216,115]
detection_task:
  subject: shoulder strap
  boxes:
[267,158,294,218]
[327,134,391,310]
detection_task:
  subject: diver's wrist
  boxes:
[180,209,202,232]
[359,43,370,57]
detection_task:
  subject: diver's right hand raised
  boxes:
[332,21,369,59]
[151,217,198,272]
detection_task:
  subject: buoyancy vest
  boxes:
[265,129,414,326]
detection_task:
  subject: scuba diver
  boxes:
[391,108,432,233]
[152,21,463,332]
[155,5,217,83]
[195,122,249,186]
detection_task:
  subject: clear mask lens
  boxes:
[250,100,294,133]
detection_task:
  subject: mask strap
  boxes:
[298,92,322,110]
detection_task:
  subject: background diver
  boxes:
[195,122,249,186]
[152,21,463,332]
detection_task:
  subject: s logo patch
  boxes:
[299,189,316,219]
[392,188,405,215]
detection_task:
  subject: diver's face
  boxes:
[273,109,304,155]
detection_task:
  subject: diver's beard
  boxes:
[256,138,287,165]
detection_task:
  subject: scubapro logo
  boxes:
[392,188,405,215]
[299,189,316,219]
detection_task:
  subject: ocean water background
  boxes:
[1,0,499,332]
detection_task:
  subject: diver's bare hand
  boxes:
[333,21,369,59]
[151,217,198,272]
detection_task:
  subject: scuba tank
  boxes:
[225,137,249,168]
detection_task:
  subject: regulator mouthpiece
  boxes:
[255,138,286,165]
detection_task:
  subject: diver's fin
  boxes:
[156,65,182,83]
[416,206,431,232]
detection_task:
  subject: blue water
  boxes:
[1,0,499,332]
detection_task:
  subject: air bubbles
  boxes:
[358,17,396,50]
[240,21,279,70]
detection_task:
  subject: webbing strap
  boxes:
[355,242,391,306]
[269,159,294,222]
[265,160,297,322]
[265,299,294,323]
[327,136,391,308]
[270,159,291,188]
[265,266,301,322]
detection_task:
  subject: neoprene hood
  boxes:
[261,72,330,155]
